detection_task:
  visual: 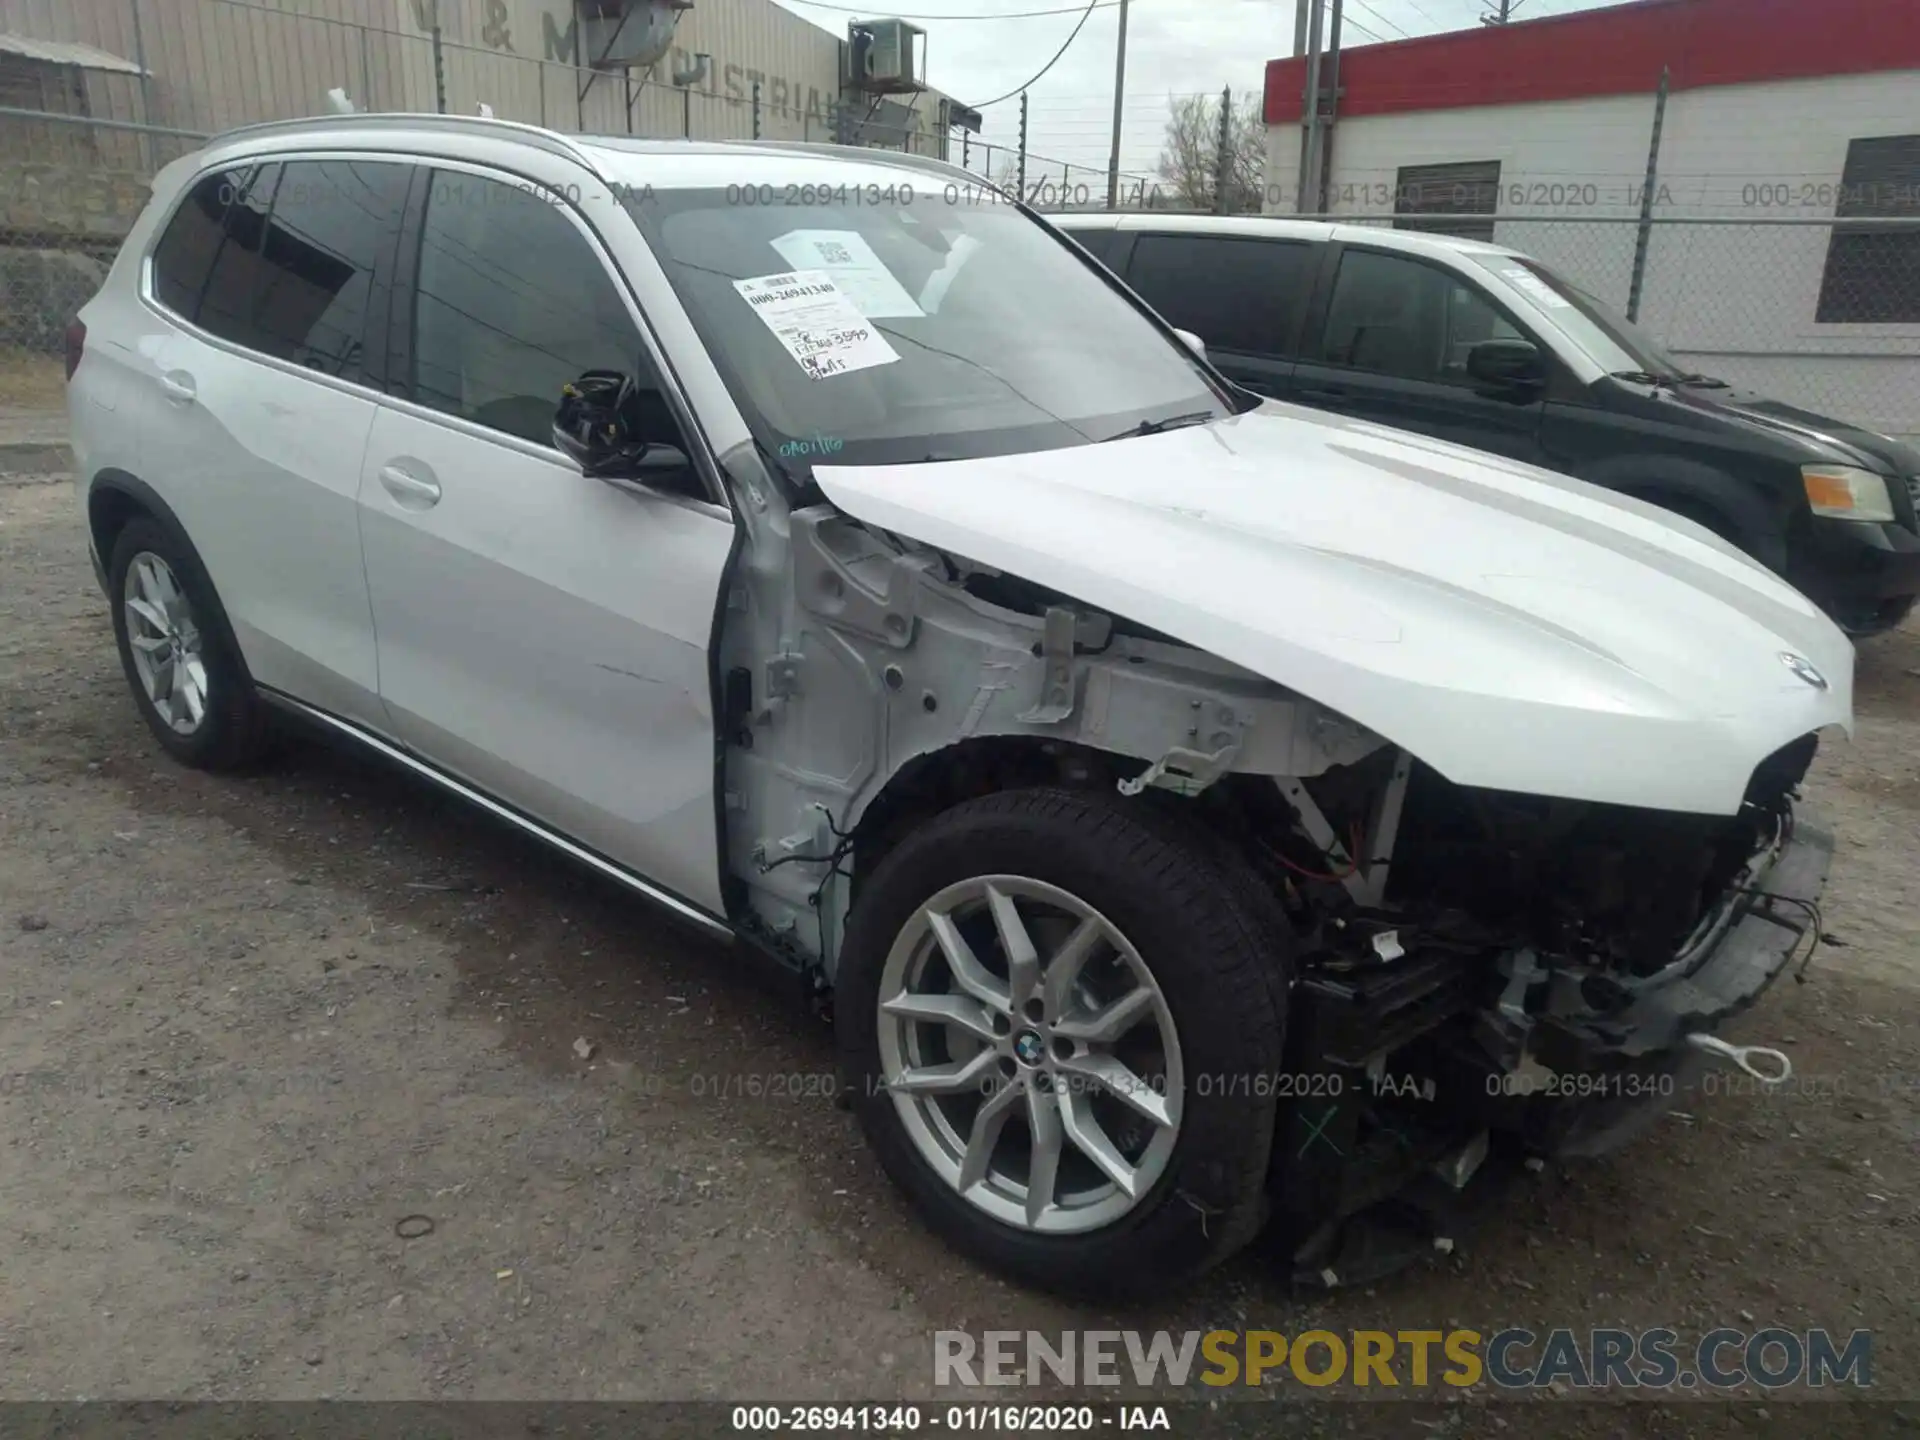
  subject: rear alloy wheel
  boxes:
[108,517,272,770]
[123,550,211,736]
[838,787,1289,1297]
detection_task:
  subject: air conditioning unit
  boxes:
[578,0,693,71]
[847,18,925,94]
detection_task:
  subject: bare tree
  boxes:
[1156,91,1266,213]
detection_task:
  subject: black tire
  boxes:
[836,786,1291,1298]
[107,516,272,771]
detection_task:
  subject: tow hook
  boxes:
[1685,1032,1793,1085]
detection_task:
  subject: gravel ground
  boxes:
[4,401,1920,1435]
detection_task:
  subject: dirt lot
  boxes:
[5,385,1920,1433]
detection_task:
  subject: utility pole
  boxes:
[1213,86,1234,213]
[1482,0,1515,24]
[1297,0,1326,216]
[1105,0,1131,210]
[1311,0,1344,215]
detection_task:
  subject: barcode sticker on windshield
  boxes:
[733,270,901,381]
[770,230,924,318]
[1499,267,1571,309]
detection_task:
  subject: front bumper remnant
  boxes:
[1268,810,1834,1280]
[1525,811,1833,1157]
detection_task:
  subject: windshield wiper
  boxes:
[1673,371,1730,389]
[1100,410,1218,443]
[1608,369,1676,387]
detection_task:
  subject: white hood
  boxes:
[814,404,1855,816]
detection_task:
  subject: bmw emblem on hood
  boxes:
[1779,653,1828,691]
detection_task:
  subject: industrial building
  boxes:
[1,0,972,239]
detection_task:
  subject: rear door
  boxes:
[1290,244,1549,464]
[137,156,410,728]
[1116,232,1316,399]
[358,163,735,917]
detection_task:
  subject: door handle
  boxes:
[1296,385,1350,402]
[378,463,442,507]
[158,372,197,405]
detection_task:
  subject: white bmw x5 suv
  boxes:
[68,115,1853,1297]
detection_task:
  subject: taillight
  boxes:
[64,318,86,382]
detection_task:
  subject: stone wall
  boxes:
[1,159,151,244]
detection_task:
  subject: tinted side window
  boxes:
[411,171,648,446]
[1124,234,1310,357]
[195,163,280,349]
[243,160,409,382]
[151,166,251,320]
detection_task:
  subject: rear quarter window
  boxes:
[1124,233,1312,358]
[150,165,254,321]
[1064,226,1121,267]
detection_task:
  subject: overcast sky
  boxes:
[768,0,1635,184]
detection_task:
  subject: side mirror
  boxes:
[1466,338,1546,393]
[553,370,653,479]
[1174,328,1207,360]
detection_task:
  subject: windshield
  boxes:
[624,187,1230,479]
[1468,251,1685,379]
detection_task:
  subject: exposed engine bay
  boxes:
[719,496,1835,1283]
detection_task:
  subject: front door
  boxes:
[357,166,735,916]
[1292,246,1549,466]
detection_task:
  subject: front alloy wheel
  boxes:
[839,787,1290,1297]
[877,875,1183,1235]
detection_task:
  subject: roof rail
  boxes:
[714,138,986,190]
[205,111,601,170]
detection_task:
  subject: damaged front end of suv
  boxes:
[624,163,1854,1297]
[750,404,1855,1296]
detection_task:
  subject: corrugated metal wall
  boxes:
[0,0,946,147]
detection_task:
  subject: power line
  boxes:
[1392,0,1451,28]
[968,0,1105,107]
[1346,0,1411,38]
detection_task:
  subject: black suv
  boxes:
[1055,214,1920,638]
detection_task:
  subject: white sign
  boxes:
[770,230,924,318]
[732,270,902,381]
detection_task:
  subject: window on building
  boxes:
[1816,134,1920,324]
[1317,248,1524,385]
[1124,233,1313,358]
[1394,160,1501,244]
[412,170,659,447]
